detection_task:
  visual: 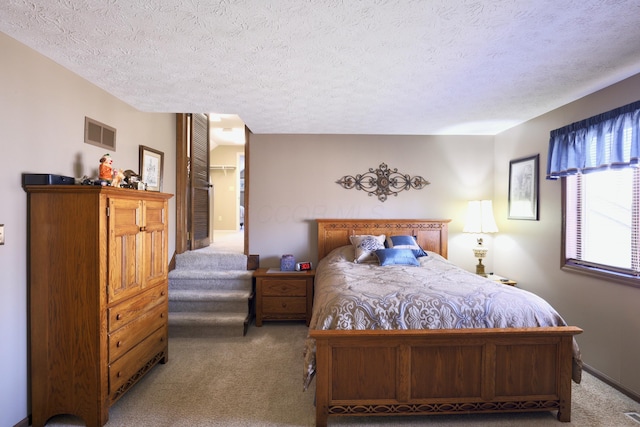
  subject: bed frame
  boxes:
[310,219,582,426]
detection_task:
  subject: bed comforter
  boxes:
[303,245,582,389]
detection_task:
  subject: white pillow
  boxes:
[350,234,386,263]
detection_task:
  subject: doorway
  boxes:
[175,113,249,256]
[208,152,245,252]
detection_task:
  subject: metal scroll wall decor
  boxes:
[336,163,430,202]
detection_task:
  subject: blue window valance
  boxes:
[546,100,640,179]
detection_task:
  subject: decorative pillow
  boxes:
[375,248,419,266]
[386,235,428,257]
[350,234,386,263]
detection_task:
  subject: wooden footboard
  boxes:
[310,326,582,426]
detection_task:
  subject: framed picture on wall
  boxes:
[508,154,539,220]
[139,145,164,192]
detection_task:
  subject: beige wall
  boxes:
[0,33,176,426]
[494,72,640,397]
[210,145,244,231]
[248,134,496,269]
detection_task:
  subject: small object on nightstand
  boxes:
[247,254,260,270]
[280,254,296,271]
[296,261,312,271]
[486,273,517,286]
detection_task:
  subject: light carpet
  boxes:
[44,323,640,426]
[203,230,244,253]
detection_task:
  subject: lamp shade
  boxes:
[463,200,498,233]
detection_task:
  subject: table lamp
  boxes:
[463,200,498,276]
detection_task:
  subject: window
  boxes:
[563,167,640,282]
[552,100,640,285]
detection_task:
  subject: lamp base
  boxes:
[475,259,487,277]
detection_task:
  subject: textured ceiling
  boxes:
[3,0,640,135]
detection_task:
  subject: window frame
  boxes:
[561,173,640,288]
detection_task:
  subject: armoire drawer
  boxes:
[108,284,167,333]
[109,325,167,395]
[108,302,166,362]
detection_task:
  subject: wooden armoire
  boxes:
[24,185,173,427]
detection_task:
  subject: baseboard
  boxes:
[583,363,640,403]
[13,416,29,427]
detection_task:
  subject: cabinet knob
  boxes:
[139,226,147,232]
[281,302,287,308]
[117,372,122,378]
[160,313,164,318]
[116,314,122,320]
[117,341,123,347]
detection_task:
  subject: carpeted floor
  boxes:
[43,323,640,426]
[203,230,244,253]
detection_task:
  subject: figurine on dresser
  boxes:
[98,153,114,184]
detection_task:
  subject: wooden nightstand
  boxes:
[486,273,517,286]
[254,268,315,326]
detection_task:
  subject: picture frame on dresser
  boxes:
[139,145,164,192]
[508,154,539,220]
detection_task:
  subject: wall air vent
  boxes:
[84,116,116,151]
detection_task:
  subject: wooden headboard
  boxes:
[317,219,451,260]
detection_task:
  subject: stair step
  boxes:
[168,280,251,292]
[169,289,252,313]
[169,249,254,337]
[169,267,253,279]
[175,252,248,271]
[169,312,249,338]
[168,272,252,292]
[168,269,253,280]
[170,289,252,301]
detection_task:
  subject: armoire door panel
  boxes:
[142,199,168,286]
[108,198,143,303]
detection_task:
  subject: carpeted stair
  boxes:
[168,250,254,337]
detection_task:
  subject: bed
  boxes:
[305,219,582,426]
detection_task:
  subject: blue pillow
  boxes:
[375,248,419,266]
[386,235,428,258]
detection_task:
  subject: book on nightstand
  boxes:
[486,273,517,286]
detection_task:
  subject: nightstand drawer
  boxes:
[262,296,307,314]
[261,279,307,296]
